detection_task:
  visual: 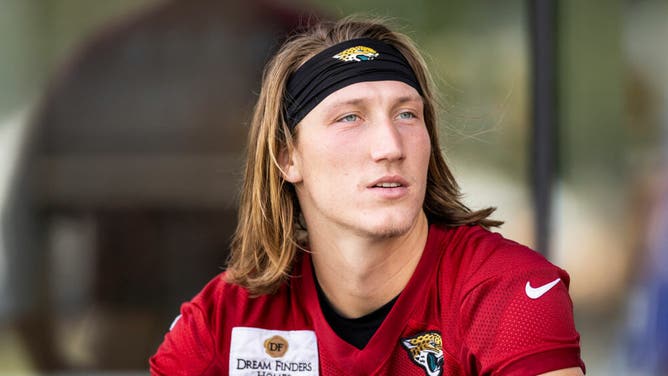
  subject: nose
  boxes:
[369,117,405,162]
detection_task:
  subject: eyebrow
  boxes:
[395,95,424,105]
[327,94,423,110]
[328,98,365,109]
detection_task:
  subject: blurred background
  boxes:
[0,0,666,374]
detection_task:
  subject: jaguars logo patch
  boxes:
[401,331,444,376]
[333,46,379,62]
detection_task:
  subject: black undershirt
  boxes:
[315,275,399,350]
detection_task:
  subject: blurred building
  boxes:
[2,0,303,371]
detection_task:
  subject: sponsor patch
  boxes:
[229,327,318,376]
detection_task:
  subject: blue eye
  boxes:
[398,111,416,120]
[339,114,359,122]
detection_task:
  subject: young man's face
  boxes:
[282,80,431,239]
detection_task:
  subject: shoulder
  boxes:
[150,273,295,375]
[430,223,567,290]
[190,272,249,313]
[429,225,584,374]
[431,223,546,264]
[190,272,298,327]
[149,273,232,375]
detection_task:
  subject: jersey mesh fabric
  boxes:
[461,269,580,373]
[451,227,584,374]
[150,299,221,375]
[149,224,585,375]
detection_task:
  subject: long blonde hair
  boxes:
[226,17,501,295]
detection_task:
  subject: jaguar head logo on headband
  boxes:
[333,46,379,62]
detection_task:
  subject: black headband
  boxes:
[283,38,423,129]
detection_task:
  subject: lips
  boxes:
[375,182,402,188]
[368,176,409,189]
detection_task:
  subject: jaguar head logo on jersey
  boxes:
[333,46,379,62]
[401,331,444,376]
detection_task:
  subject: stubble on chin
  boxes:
[353,213,420,240]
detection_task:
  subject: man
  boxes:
[150,17,585,375]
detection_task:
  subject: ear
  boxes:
[278,146,302,183]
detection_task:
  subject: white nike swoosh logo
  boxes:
[525,278,561,299]
[169,314,182,331]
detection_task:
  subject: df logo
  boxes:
[264,335,288,358]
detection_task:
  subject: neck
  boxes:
[309,212,429,319]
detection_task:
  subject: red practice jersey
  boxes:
[150,224,585,375]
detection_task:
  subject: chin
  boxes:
[357,215,420,239]
[360,226,409,239]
